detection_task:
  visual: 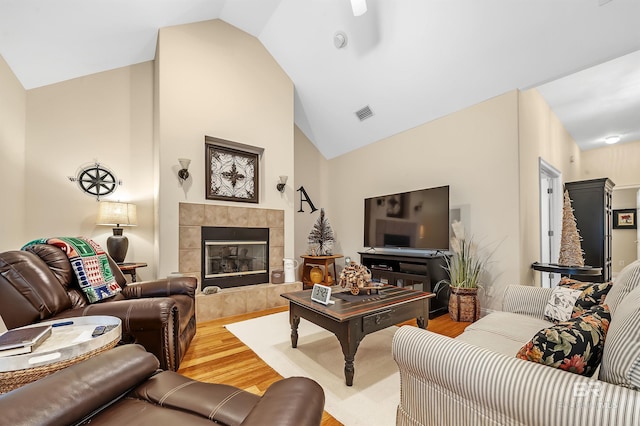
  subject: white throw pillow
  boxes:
[543,286,582,323]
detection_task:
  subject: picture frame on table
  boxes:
[613,209,637,229]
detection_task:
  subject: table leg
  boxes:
[337,329,362,386]
[290,310,300,348]
[417,299,428,329]
[130,270,138,283]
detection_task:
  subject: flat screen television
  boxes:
[364,185,449,252]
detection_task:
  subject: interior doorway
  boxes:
[539,158,563,287]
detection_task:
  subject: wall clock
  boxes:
[69,162,120,200]
[205,137,262,203]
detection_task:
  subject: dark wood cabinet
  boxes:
[359,251,450,318]
[564,178,614,282]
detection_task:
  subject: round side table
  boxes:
[0,315,121,393]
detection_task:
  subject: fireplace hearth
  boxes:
[201,226,269,290]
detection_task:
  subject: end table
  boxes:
[118,262,148,282]
[300,254,343,289]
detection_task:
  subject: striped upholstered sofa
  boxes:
[392,260,640,426]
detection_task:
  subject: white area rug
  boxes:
[225,311,399,426]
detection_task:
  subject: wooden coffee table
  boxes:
[281,285,434,386]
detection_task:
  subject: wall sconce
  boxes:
[178,158,191,183]
[276,175,288,193]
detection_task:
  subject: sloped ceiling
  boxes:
[1,0,639,158]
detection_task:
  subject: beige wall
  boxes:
[24,63,156,279]
[579,140,640,188]
[324,91,521,311]
[611,187,639,274]
[518,88,582,286]
[0,55,27,250]
[582,140,640,273]
[293,126,330,267]
[156,20,295,277]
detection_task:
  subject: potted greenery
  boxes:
[443,220,488,322]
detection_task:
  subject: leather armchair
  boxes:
[0,344,325,426]
[0,244,196,371]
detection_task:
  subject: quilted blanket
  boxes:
[22,237,122,303]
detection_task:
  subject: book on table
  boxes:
[0,325,52,357]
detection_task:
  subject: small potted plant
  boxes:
[443,221,489,322]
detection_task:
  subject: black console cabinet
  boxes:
[564,178,614,283]
[359,251,450,318]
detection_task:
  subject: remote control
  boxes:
[91,326,106,337]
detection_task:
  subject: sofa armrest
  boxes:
[241,377,325,426]
[122,276,197,299]
[0,345,158,426]
[61,298,180,370]
[129,372,324,426]
[502,284,552,319]
[393,326,640,426]
[72,297,177,330]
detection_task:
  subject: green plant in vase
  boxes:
[443,220,490,322]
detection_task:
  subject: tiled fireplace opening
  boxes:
[202,226,269,289]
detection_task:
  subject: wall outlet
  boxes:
[620,260,626,266]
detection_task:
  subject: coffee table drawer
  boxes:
[363,309,396,333]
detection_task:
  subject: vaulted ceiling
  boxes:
[1,0,639,158]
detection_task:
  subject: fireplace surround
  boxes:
[179,203,299,322]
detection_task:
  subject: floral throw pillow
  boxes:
[558,277,613,317]
[516,304,611,377]
[543,286,583,323]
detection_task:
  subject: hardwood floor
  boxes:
[177,307,470,426]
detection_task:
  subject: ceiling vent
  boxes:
[355,105,374,121]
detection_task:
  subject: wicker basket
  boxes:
[448,287,480,322]
[0,339,118,393]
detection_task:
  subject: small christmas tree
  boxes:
[558,190,584,267]
[308,208,334,256]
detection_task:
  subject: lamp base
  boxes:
[107,228,128,264]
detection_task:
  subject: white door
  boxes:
[539,159,563,287]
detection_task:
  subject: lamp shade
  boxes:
[97,202,138,227]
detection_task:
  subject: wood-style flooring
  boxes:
[177,306,470,426]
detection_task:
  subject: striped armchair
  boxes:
[393,260,640,426]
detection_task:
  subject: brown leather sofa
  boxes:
[0,344,325,426]
[0,244,196,371]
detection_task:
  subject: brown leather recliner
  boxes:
[0,244,196,371]
[0,344,325,426]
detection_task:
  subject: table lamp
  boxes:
[97,201,137,263]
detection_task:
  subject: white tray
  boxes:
[0,315,121,372]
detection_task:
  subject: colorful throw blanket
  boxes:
[22,237,121,303]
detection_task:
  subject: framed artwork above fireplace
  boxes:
[205,136,263,203]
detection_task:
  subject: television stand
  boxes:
[358,251,450,318]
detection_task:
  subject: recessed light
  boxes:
[605,135,621,145]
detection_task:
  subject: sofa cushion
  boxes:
[455,311,552,357]
[516,304,611,377]
[557,277,613,317]
[599,285,640,389]
[543,286,583,323]
[606,259,640,314]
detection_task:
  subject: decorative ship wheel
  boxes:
[69,163,121,200]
